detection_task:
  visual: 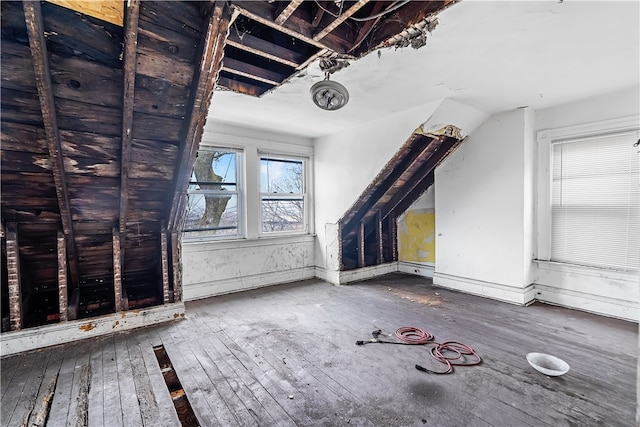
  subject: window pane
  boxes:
[192,150,237,184]
[188,183,236,192]
[260,158,303,193]
[185,193,238,235]
[551,133,639,271]
[261,198,304,232]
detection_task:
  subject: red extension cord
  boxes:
[357,326,482,374]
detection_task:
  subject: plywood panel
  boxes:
[45,0,123,27]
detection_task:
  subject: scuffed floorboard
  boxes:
[0,273,636,426]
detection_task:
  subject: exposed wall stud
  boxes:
[161,223,171,304]
[113,227,122,312]
[57,229,68,322]
[6,223,22,331]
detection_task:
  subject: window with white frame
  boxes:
[539,119,639,271]
[260,155,307,234]
[184,147,242,237]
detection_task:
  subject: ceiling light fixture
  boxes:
[310,76,349,111]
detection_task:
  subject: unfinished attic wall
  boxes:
[313,101,443,283]
[397,185,436,276]
[314,99,488,284]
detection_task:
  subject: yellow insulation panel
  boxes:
[46,0,124,26]
[398,210,436,263]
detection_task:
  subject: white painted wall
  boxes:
[432,88,639,320]
[434,108,535,302]
[181,122,316,300]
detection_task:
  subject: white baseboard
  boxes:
[398,261,435,278]
[184,266,316,301]
[315,263,398,285]
[337,263,399,284]
[433,272,535,305]
[535,284,638,322]
[1,302,185,358]
[314,266,341,285]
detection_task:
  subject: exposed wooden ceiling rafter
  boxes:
[167,3,232,231]
[118,0,140,263]
[222,58,282,86]
[274,0,304,25]
[313,0,369,42]
[230,2,347,53]
[226,32,301,68]
[22,0,80,289]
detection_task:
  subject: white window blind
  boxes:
[551,132,640,271]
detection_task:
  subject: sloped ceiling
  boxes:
[208,0,640,138]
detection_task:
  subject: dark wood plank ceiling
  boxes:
[339,126,463,270]
[219,0,454,96]
[1,0,457,332]
[1,0,230,329]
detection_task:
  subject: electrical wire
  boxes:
[349,0,410,21]
[314,0,409,22]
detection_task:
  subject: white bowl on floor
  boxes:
[526,352,570,376]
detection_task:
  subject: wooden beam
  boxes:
[231,3,336,52]
[388,214,397,262]
[6,223,23,331]
[161,223,171,304]
[222,57,285,86]
[275,0,304,25]
[349,0,387,53]
[167,3,232,231]
[113,227,123,312]
[171,231,182,302]
[381,138,459,219]
[357,220,365,268]
[226,32,302,68]
[23,1,80,290]
[313,0,369,41]
[118,0,140,265]
[375,210,383,264]
[57,229,68,322]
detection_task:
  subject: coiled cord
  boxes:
[355,327,481,374]
[415,341,482,374]
[395,326,434,344]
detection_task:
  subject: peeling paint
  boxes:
[398,210,436,263]
[79,322,97,332]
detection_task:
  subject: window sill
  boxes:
[534,260,638,281]
[182,233,316,251]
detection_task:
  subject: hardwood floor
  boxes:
[1,273,637,426]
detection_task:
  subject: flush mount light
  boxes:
[310,78,349,111]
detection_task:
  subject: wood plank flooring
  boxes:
[1,273,637,426]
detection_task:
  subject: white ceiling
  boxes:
[207,0,640,138]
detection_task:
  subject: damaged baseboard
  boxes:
[398,261,435,278]
[315,262,399,285]
[433,272,536,305]
[184,266,316,301]
[0,302,186,358]
[535,284,638,322]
